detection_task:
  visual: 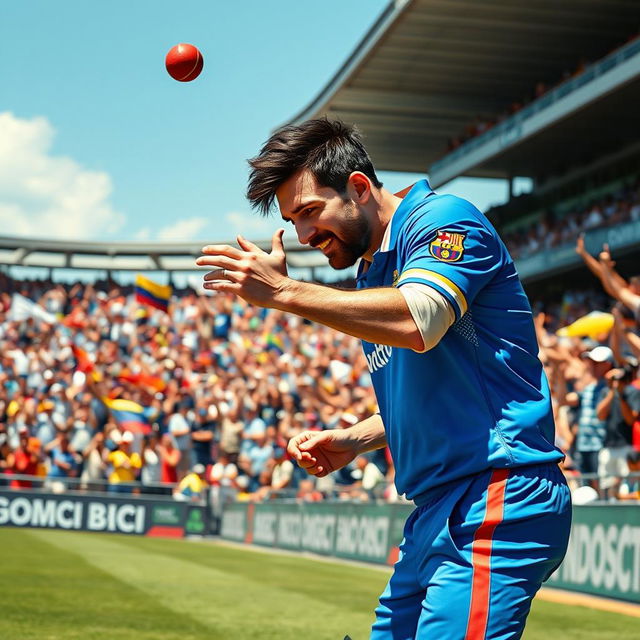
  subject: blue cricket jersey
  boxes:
[357,180,563,503]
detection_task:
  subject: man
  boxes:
[174,463,207,502]
[190,404,216,468]
[35,399,58,447]
[45,430,77,491]
[167,400,193,479]
[197,119,571,639]
[269,443,294,493]
[565,345,612,486]
[9,426,40,489]
[104,430,141,494]
[596,360,640,497]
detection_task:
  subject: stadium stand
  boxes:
[0,264,638,507]
[0,273,399,506]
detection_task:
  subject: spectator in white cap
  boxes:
[565,345,614,484]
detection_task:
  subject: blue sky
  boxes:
[1,0,514,251]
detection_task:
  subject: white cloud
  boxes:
[137,212,285,244]
[133,227,151,241]
[157,216,208,241]
[0,112,125,240]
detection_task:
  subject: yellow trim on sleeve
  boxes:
[397,268,468,315]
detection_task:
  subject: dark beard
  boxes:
[327,201,371,270]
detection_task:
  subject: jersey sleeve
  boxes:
[396,197,504,321]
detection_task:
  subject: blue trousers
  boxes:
[371,463,571,640]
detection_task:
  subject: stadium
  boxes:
[1,1,639,639]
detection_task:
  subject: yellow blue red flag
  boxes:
[264,332,285,354]
[102,397,153,434]
[135,274,171,313]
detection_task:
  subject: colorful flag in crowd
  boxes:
[62,305,88,329]
[102,397,153,434]
[7,293,56,324]
[117,369,166,393]
[263,332,285,354]
[556,311,614,338]
[135,274,171,313]
[71,344,95,374]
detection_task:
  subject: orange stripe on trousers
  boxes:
[464,468,510,640]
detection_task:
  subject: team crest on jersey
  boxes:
[392,270,400,286]
[429,230,466,262]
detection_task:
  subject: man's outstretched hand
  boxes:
[197,229,290,308]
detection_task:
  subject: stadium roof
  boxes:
[0,235,329,272]
[288,0,640,177]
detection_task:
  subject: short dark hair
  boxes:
[247,118,382,216]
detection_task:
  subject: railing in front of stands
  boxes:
[515,218,640,282]
[0,472,178,497]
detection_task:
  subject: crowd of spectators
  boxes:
[533,238,640,502]
[0,227,638,508]
[0,272,395,508]
[501,179,640,260]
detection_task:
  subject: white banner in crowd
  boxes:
[8,293,56,324]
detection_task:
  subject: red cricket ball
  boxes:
[165,43,204,82]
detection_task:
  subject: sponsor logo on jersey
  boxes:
[365,343,393,373]
[429,230,466,263]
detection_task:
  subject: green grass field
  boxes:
[0,528,636,640]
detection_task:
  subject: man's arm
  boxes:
[596,386,615,421]
[192,428,213,442]
[575,236,628,297]
[610,307,626,366]
[599,247,640,312]
[278,280,424,350]
[197,231,425,351]
[618,389,637,426]
[169,416,191,438]
[287,413,387,478]
[623,330,640,359]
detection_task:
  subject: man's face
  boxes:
[276,169,371,270]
